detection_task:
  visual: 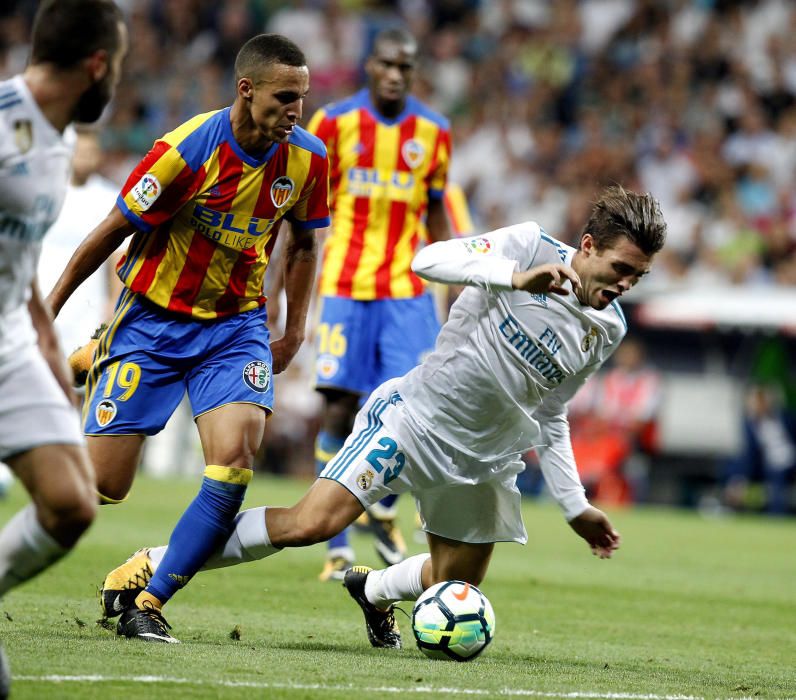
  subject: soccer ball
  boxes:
[412,580,495,661]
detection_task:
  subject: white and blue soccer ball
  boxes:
[412,580,495,661]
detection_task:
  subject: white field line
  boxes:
[13,674,766,700]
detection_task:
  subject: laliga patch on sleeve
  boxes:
[462,237,492,255]
[131,173,162,211]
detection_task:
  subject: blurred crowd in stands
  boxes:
[1,0,793,512]
[4,0,796,291]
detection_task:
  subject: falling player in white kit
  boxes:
[0,0,127,654]
[102,186,666,650]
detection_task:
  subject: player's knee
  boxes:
[37,493,96,547]
[95,477,131,505]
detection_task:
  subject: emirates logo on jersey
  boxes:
[401,139,425,169]
[270,176,294,207]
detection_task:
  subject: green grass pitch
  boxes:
[0,474,794,699]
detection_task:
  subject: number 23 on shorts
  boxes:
[365,437,405,485]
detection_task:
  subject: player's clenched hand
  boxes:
[568,506,621,559]
[270,331,303,374]
[512,263,581,296]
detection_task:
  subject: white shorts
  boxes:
[320,379,528,545]
[0,345,84,461]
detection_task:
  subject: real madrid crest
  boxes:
[270,176,294,207]
[357,469,375,491]
[581,327,598,352]
[13,120,33,154]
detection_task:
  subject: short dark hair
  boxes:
[372,27,418,56]
[30,0,124,69]
[582,185,667,256]
[234,34,306,82]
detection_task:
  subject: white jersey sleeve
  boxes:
[533,372,600,521]
[411,224,542,292]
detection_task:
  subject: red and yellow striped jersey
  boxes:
[116,108,330,319]
[307,89,450,299]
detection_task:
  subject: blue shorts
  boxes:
[83,290,273,435]
[314,294,440,396]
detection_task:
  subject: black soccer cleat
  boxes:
[117,603,180,644]
[343,566,401,649]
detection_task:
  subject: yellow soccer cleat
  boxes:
[369,516,407,566]
[67,323,107,387]
[318,555,353,582]
[100,548,154,618]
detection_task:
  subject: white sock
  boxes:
[146,507,279,574]
[364,552,430,609]
[0,505,68,597]
[149,545,166,569]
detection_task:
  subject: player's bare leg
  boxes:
[0,444,96,596]
[91,433,149,618]
[88,434,145,504]
[423,534,494,588]
[265,478,365,546]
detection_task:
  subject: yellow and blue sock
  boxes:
[316,431,348,551]
[143,465,252,606]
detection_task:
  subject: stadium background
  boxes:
[2,0,794,514]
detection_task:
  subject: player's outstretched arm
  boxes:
[47,207,135,318]
[567,505,621,559]
[270,223,318,374]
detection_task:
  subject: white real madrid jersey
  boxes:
[399,223,627,519]
[0,75,74,357]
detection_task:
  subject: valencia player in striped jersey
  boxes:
[306,28,453,580]
[48,34,330,643]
